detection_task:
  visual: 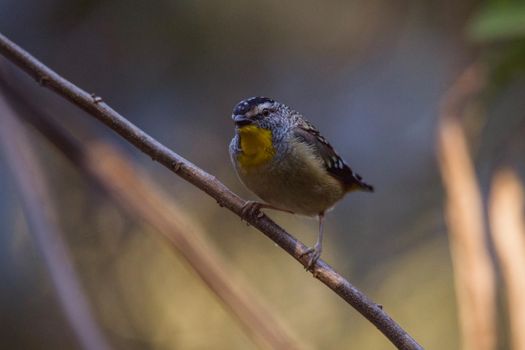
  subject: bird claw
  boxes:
[241,201,264,223]
[299,245,321,271]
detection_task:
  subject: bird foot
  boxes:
[241,201,265,223]
[299,245,321,271]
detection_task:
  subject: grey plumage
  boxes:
[230,97,372,216]
[229,96,373,268]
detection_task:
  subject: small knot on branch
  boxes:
[37,75,49,86]
[172,161,182,172]
[90,93,103,104]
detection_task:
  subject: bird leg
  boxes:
[241,200,294,221]
[300,212,325,270]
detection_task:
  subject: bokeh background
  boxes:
[1,0,525,349]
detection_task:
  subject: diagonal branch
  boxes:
[0,32,422,350]
[0,80,302,350]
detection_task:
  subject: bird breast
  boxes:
[232,133,346,216]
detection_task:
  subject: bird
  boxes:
[229,96,373,269]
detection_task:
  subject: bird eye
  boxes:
[262,109,270,116]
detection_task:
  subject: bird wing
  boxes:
[292,120,374,192]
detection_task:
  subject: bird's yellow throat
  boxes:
[237,125,275,169]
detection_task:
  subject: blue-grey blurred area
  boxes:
[2,0,524,349]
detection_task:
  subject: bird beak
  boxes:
[232,114,252,127]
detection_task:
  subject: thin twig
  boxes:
[0,94,111,350]
[1,81,303,350]
[0,32,422,350]
[489,169,525,350]
[437,64,497,350]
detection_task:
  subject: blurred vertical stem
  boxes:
[437,64,497,350]
[0,94,111,350]
[489,169,525,350]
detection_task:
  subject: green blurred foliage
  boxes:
[468,2,525,42]
[468,1,525,87]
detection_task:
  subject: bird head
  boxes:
[231,96,288,130]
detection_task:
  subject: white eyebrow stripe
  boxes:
[257,102,274,111]
[246,102,274,117]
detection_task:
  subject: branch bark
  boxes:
[0,32,422,350]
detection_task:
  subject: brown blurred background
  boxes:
[1,0,525,349]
